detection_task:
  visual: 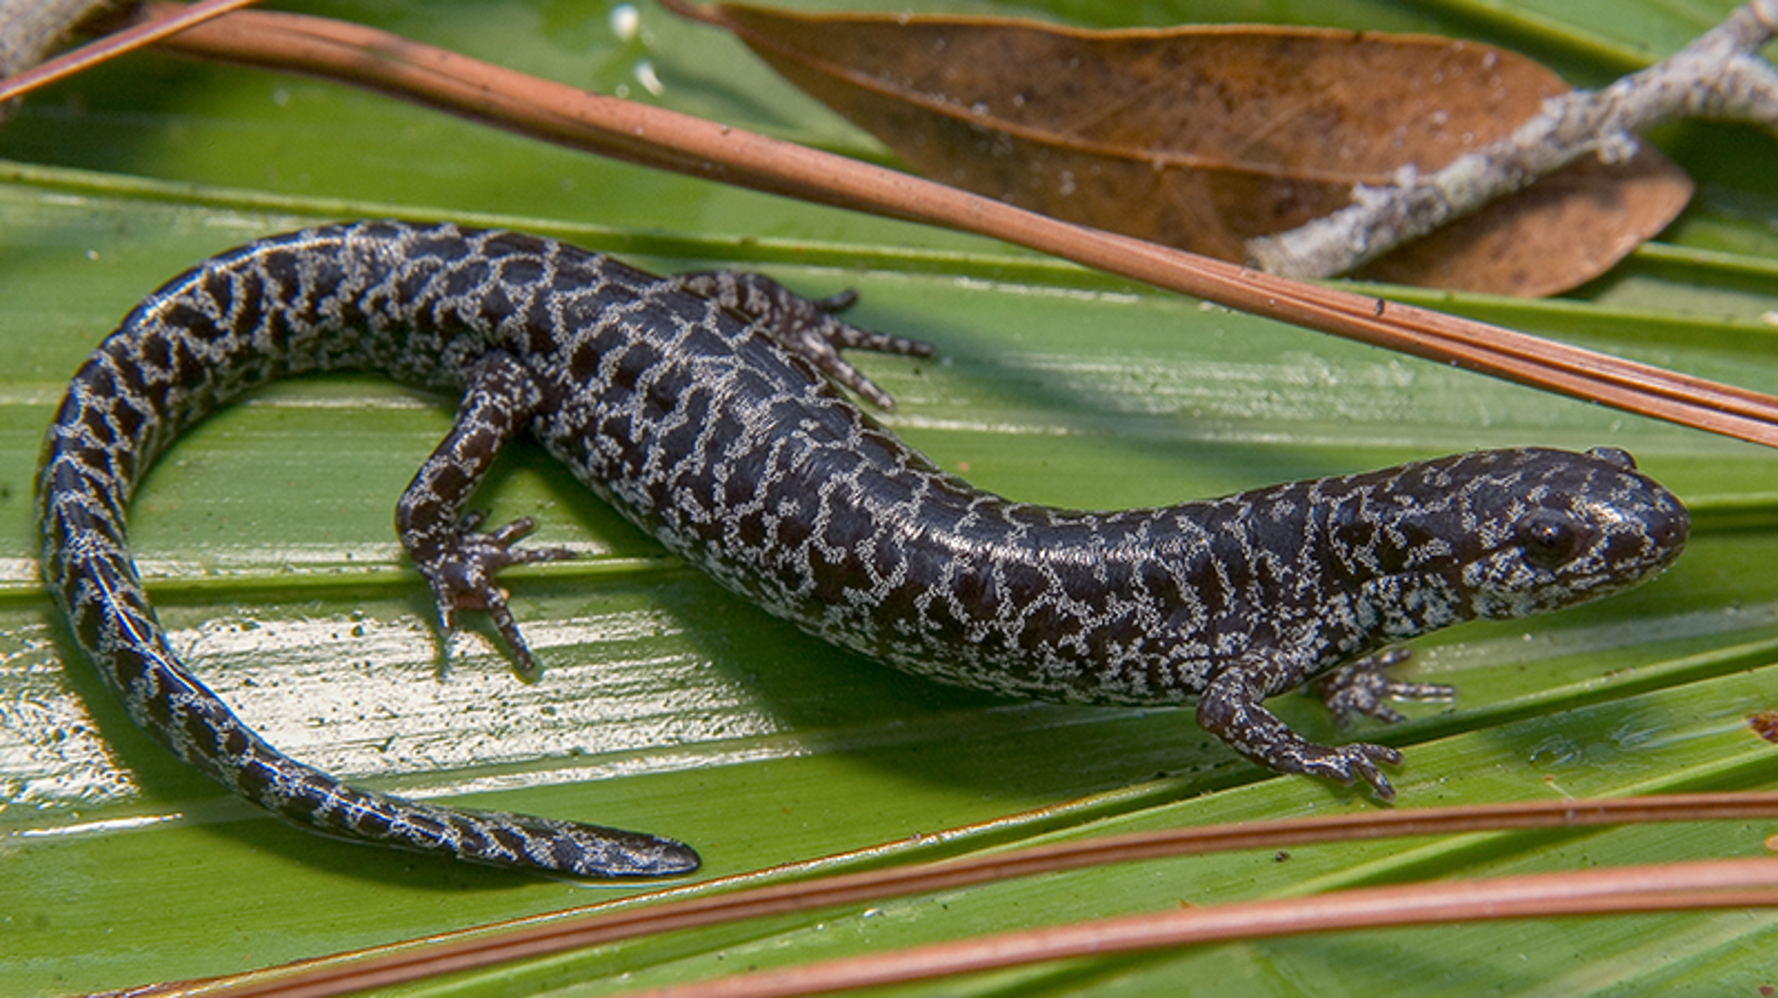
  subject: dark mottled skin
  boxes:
[37,222,1690,877]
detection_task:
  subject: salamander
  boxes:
[37,222,1690,877]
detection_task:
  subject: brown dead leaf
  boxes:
[130,4,1778,447]
[664,2,1693,297]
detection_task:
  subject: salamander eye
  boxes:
[1517,510,1586,569]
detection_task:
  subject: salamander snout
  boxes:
[1573,445,1690,558]
[1457,447,1689,620]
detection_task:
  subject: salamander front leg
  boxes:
[673,270,936,410]
[1314,649,1456,726]
[398,352,574,677]
[1197,659,1403,801]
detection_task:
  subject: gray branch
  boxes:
[0,0,117,120]
[1247,0,1778,281]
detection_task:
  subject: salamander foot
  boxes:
[415,512,575,677]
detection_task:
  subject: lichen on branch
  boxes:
[1247,0,1778,281]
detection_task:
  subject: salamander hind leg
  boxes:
[1197,657,1403,802]
[673,270,936,410]
[1313,649,1456,726]
[398,352,574,677]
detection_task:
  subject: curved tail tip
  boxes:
[554,827,704,879]
[654,839,703,875]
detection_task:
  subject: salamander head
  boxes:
[1407,447,1689,621]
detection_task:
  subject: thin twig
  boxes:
[628,867,1778,998]
[0,0,109,77]
[0,0,260,105]
[137,793,1778,997]
[1249,0,1778,279]
[129,3,1778,447]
